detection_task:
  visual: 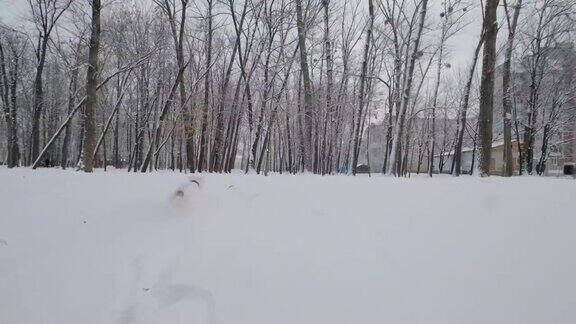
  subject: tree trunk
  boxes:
[351,0,374,175]
[0,41,20,168]
[386,0,429,175]
[454,32,484,176]
[161,0,191,172]
[31,38,49,163]
[537,123,550,175]
[428,19,447,177]
[82,0,102,172]
[210,1,244,172]
[251,37,274,172]
[522,2,548,175]
[113,74,121,168]
[477,0,499,176]
[502,0,522,177]
[295,0,315,172]
[320,0,334,174]
[140,63,187,172]
[61,59,80,169]
[197,0,213,172]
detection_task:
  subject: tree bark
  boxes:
[0,40,20,167]
[428,16,448,177]
[386,0,429,175]
[29,0,72,163]
[351,0,374,175]
[60,49,81,169]
[454,32,484,176]
[502,0,522,177]
[295,0,315,172]
[320,0,334,174]
[82,0,102,172]
[197,0,213,172]
[477,0,499,176]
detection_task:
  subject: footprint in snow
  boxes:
[170,176,203,211]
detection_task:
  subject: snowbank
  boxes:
[1,168,575,324]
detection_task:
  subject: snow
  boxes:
[1,168,576,324]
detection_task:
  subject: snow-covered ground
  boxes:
[1,168,575,324]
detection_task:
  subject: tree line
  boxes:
[0,0,574,176]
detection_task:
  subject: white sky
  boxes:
[0,0,27,24]
[0,0,483,65]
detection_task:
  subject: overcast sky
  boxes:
[0,0,483,71]
[0,0,26,24]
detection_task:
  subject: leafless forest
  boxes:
[0,0,574,176]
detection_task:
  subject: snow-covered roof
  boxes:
[435,140,521,157]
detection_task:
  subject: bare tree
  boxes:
[81,0,101,172]
[0,29,25,168]
[386,0,429,176]
[28,0,72,163]
[197,0,214,172]
[453,31,484,176]
[154,0,191,170]
[295,0,315,172]
[501,0,522,176]
[477,0,499,176]
[0,0,569,178]
[427,0,468,177]
[519,0,573,174]
[351,0,374,175]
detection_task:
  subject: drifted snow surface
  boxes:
[1,168,575,324]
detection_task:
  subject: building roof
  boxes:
[436,139,521,158]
